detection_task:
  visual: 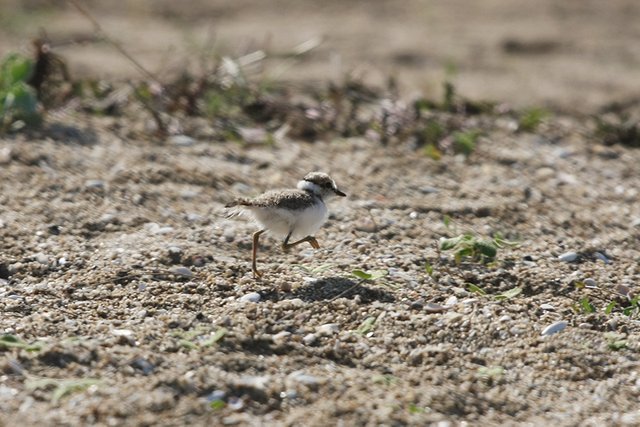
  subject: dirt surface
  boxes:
[1,1,640,427]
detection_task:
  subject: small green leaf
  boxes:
[368,270,388,281]
[425,262,433,277]
[579,297,595,314]
[352,270,373,280]
[201,327,228,347]
[474,240,497,259]
[356,317,376,335]
[467,284,487,295]
[179,339,198,350]
[495,287,522,300]
[210,399,226,410]
[605,301,616,315]
[423,143,442,160]
[408,403,425,414]
[608,340,627,351]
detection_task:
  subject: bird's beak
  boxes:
[335,189,347,197]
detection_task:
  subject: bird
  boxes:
[225,172,346,278]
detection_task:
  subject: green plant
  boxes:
[26,377,101,404]
[0,334,42,352]
[439,233,505,264]
[0,53,41,130]
[578,297,596,314]
[518,107,549,132]
[604,333,627,351]
[351,269,388,281]
[452,130,481,157]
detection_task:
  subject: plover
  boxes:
[226,172,346,278]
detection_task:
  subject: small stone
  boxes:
[558,252,579,262]
[594,252,610,264]
[499,315,512,322]
[112,329,134,337]
[287,371,324,388]
[239,292,261,303]
[0,147,12,165]
[583,278,597,288]
[85,179,105,189]
[238,127,268,144]
[206,390,226,403]
[272,331,291,344]
[615,284,631,297]
[541,320,568,336]
[302,333,317,345]
[169,266,193,278]
[169,135,196,146]
[316,323,339,336]
[130,358,155,375]
[424,302,448,313]
[419,186,439,194]
[578,323,592,329]
[236,376,270,391]
[410,299,424,310]
[444,295,458,307]
[540,303,555,311]
[34,253,50,265]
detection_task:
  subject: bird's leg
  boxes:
[252,229,266,278]
[282,231,320,252]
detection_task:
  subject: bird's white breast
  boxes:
[248,201,328,239]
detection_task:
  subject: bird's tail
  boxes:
[224,198,252,218]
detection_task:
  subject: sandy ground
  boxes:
[1,1,640,426]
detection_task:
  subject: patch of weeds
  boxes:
[26,377,101,404]
[495,287,522,301]
[440,232,518,264]
[595,114,640,148]
[172,327,228,350]
[352,269,388,281]
[0,53,41,131]
[518,107,549,132]
[452,130,481,157]
[0,334,43,352]
[604,333,627,351]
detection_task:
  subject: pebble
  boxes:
[583,278,597,288]
[594,252,610,264]
[578,323,592,329]
[316,323,339,336]
[302,333,317,345]
[419,186,439,194]
[541,320,568,336]
[444,296,458,307]
[169,266,193,278]
[130,358,155,375]
[558,252,579,262]
[615,284,631,297]
[424,302,448,313]
[239,292,261,303]
[272,331,291,344]
[236,376,270,391]
[85,179,105,189]
[287,371,324,387]
[34,253,50,265]
[0,147,12,165]
[499,315,512,322]
[169,135,196,146]
[112,329,134,337]
[540,303,555,311]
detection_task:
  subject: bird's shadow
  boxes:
[268,276,395,303]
